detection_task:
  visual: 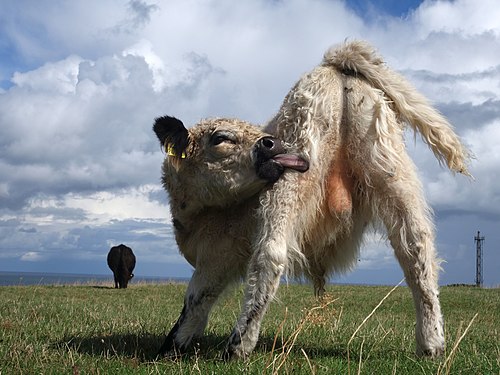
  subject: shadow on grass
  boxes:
[54,332,349,362]
[54,332,163,361]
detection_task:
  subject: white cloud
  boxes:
[20,251,46,262]
[413,0,500,38]
[123,39,166,91]
[63,185,169,224]
[403,66,500,106]
[465,120,500,170]
[11,55,83,94]
[357,231,394,270]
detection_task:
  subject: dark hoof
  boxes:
[156,335,185,359]
[417,346,445,359]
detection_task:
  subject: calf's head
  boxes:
[153,116,308,209]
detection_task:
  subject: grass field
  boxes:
[0,282,498,374]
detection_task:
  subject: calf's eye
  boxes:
[211,131,237,146]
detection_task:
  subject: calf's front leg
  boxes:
[225,177,299,359]
[158,269,228,357]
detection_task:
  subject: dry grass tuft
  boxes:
[265,293,338,374]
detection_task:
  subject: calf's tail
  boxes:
[323,40,472,176]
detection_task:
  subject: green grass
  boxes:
[0,282,498,374]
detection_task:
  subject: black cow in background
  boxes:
[107,244,136,289]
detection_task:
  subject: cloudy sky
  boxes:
[0,0,499,287]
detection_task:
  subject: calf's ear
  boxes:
[153,116,190,160]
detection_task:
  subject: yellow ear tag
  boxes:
[166,144,186,159]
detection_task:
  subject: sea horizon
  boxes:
[0,270,485,288]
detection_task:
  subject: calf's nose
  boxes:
[257,136,284,156]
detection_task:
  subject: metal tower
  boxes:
[474,231,484,287]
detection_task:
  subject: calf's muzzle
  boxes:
[254,136,309,183]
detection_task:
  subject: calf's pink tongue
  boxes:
[272,154,309,172]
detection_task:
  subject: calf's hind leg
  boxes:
[373,170,445,357]
[349,85,445,357]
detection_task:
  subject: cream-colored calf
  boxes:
[154,41,471,360]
